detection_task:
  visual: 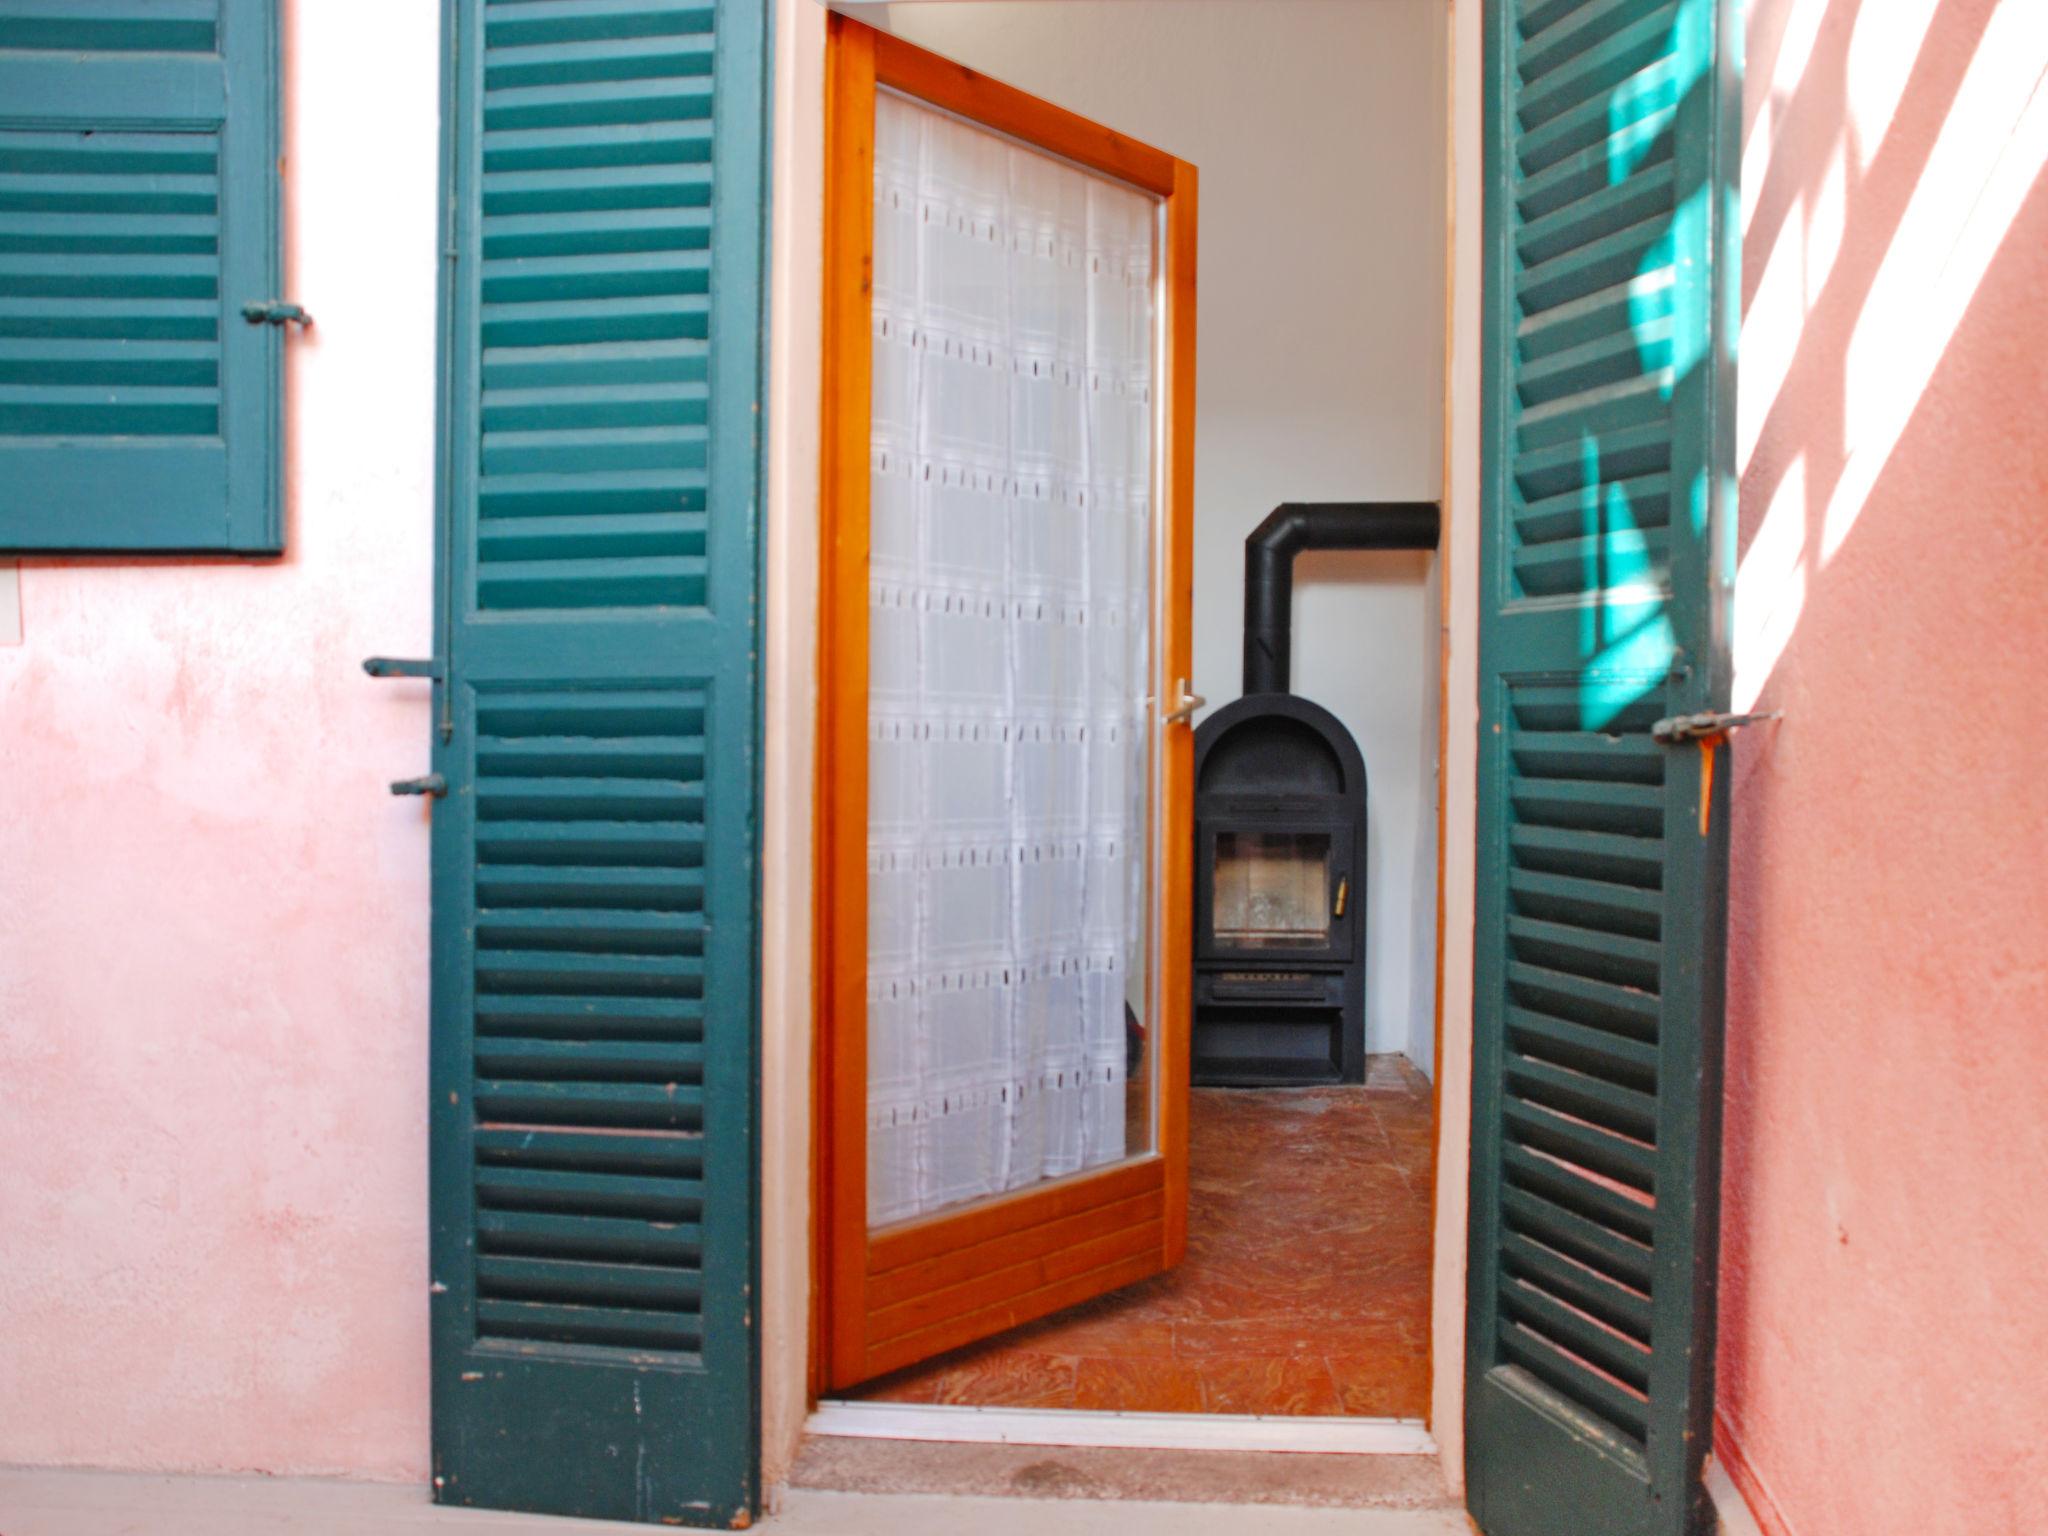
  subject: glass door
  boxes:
[818,16,1200,1389]
[863,82,1162,1226]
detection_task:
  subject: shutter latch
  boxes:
[363,656,443,680]
[389,774,448,799]
[1650,710,1780,744]
[1651,711,1781,838]
[242,300,313,330]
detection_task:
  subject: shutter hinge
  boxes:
[366,656,453,744]
[362,656,443,681]
[242,300,313,330]
[389,773,448,799]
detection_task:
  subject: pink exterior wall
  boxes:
[0,0,438,1480]
[1721,2,2048,1532]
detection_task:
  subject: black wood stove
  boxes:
[1192,503,1439,1087]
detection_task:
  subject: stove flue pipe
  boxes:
[1242,501,1441,696]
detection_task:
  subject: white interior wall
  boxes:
[861,0,1449,1069]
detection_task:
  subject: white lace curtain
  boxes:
[866,92,1160,1226]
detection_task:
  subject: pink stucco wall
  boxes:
[0,0,438,1479]
[1721,1,2048,1532]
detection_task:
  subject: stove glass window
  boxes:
[1211,831,1333,950]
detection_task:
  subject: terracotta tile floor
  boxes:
[849,1055,1435,1417]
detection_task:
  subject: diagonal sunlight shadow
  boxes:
[1738,0,1993,514]
[1731,0,2048,712]
[1822,13,2048,559]
[1566,0,1717,730]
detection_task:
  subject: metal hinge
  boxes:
[362,656,443,681]
[389,774,447,799]
[242,300,313,330]
[365,655,452,743]
[1651,710,1781,745]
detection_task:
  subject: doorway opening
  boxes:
[812,0,1450,1443]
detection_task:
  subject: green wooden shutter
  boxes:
[1466,0,1738,1533]
[427,0,766,1523]
[0,0,282,553]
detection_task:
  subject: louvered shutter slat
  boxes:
[476,1209,703,1264]
[475,1255,701,1311]
[0,0,280,552]
[1502,1168,1657,1272]
[429,0,764,1523]
[1500,1229,1654,1340]
[1468,0,1737,1532]
[1506,1005,1661,1085]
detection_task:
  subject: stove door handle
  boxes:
[1163,677,1206,724]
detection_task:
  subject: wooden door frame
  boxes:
[752,0,1475,1484]
[811,13,1200,1394]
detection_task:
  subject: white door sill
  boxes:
[808,1400,1437,1456]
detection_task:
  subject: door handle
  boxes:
[1163,678,1206,725]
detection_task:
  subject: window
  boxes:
[0,0,285,554]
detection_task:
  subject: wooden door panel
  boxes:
[868,1182,1166,1310]
[864,1160,1169,1375]
[817,17,1198,1392]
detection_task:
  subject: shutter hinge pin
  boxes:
[242,300,313,330]
[390,774,448,799]
[362,656,444,681]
